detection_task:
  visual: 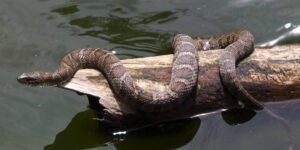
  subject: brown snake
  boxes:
[17,30,264,112]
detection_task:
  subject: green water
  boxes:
[1,0,300,149]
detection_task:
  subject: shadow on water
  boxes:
[44,109,201,150]
[51,5,178,57]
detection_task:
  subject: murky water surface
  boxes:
[1,0,300,149]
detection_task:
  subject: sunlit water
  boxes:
[1,0,300,149]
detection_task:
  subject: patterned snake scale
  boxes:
[17,30,264,113]
[195,30,263,110]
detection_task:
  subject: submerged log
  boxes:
[61,44,300,128]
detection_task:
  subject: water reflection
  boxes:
[114,119,200,150]
[69,13,173,54]
[259,24,300,47]
[222,108,256,125]
[43,106,275,150]
[52,5,80,15]
[44,110,201,150]
[51,5,178,57]
[44,110,112,150]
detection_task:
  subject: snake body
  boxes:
[18,34,199,112]
[17,31,264,112]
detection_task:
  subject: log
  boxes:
[60,44,300,128]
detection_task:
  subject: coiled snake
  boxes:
[17,30,264,112]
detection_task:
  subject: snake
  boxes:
[17,30,264,113]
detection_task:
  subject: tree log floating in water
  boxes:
[55,44,300,128]
[55,45,300,127]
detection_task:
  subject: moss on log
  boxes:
[61,44,300,128]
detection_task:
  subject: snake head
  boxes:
[17,72,49,86]
[17,72,40,85]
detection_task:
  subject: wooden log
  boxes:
[60,44,300,128]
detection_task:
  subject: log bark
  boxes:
[60,44,300,128]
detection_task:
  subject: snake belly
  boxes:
[17,34,199,113]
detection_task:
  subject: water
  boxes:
[1,0,300,149]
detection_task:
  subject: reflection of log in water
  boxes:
[44,110,111,150]
[60,45,300,128]
[44,110,200,150]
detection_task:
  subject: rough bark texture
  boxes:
[61,45,300,128]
